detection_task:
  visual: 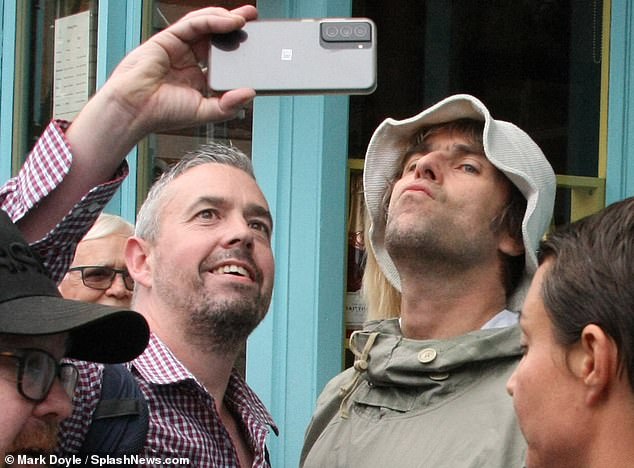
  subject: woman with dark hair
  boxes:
[507,196,634,468]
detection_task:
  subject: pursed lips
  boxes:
[401,182,434,199]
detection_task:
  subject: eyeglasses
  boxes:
[0,349,79,402]
[68,266,134,291]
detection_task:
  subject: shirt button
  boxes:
[88,202,101,213]
[417,348,437,363]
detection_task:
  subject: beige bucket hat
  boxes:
[364,94,556,311]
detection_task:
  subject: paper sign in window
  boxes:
[53,11,96,121]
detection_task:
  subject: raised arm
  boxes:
[16,5,257,241]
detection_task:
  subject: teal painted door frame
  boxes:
[0,0,16,182]
[607,0,634,202]
[250,94,349,467]
[96,1,142,222]
[247,3,352,468]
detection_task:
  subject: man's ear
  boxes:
[125,236,153,288]
[568,324,619,406]
[498,233,525,257]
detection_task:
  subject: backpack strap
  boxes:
[79,364,149,457]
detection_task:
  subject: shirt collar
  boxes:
[481,309,519,329]
[131,332,278,434]
[131,333,193,385]
[397,308,519,331]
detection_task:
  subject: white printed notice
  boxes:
[53,11,95,120]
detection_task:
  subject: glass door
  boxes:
[16,0,98,167]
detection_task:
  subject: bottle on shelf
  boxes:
[345,171,367,339]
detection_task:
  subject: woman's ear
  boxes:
[568,324,619,406]
[125,236,153,288]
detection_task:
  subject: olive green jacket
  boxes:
[300,319,526,468]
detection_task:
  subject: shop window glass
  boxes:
[25,0,97,154]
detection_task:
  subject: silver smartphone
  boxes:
[208,18,377,95]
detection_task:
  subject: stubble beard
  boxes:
[187,289,268,356]
[384,214,491,274]
[3,417,58,466]
[154,258,271,357]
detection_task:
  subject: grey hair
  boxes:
[135,142,255,242]
[83,213,134,241]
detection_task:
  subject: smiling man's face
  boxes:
[144,163,275,352]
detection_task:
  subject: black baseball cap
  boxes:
[0,210,149,363]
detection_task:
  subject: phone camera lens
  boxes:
[340,26,353,37]
[354,25,368,38]
[325,26,339,38]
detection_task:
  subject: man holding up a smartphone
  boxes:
[3,6,257,278]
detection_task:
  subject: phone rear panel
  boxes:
[209,19,377,95]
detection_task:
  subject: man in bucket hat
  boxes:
[301,95,556,467]
[0,210,149,464]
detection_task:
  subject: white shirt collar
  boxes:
[397,308,519,332]
[481,309,519,329]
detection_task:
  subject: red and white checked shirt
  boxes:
[0,120,128,283]
[58,334,277,467]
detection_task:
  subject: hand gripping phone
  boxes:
[209,18,377,95]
